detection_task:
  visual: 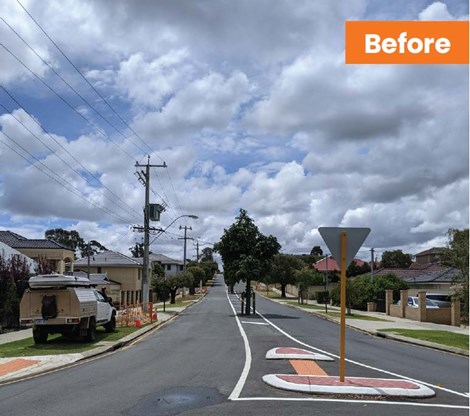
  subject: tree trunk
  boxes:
[230,284,234,294]
[281,284,286,298]
[170,289,177,304]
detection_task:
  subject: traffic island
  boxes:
[262,374,436,398]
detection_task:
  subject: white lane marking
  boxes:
[226,290,252,400]
[255,308,468,399]
[232,397,469,410]
[241,321,269,325]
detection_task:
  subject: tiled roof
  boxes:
[0,230,73,250]
[74,251,141,267]
[374,264,459,283]
[135,253,183,265]
[415,247,445,257]
[313,256,367,272]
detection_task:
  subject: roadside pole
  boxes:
[319,227,370,383]
[340,232,347,382]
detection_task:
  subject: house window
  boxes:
[166,264,171,271]
[97,267,102,273]
[180,265,184,271]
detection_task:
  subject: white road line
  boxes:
[226,290,252,400]
[241,321,269,325]
[232,397,469,410]
[255,309,469,399]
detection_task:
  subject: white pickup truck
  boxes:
[20,274,116,344]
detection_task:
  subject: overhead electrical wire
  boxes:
[7,1,191,229]
[0,130,137,224]
[0,91,142,223]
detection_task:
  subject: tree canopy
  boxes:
[267,254,304,298]
[45,229,107,258]
[214,209,280,310]
[380,250,412,268]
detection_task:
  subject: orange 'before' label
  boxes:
[345,21,469,64]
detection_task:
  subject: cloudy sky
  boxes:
[0,0,468,264]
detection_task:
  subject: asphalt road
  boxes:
[0,274,468,416]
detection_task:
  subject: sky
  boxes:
[0,0,468,265]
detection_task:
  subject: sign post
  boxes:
[319,227,370,382]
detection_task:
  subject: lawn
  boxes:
[285,301,325,310]
[379,329,469,350]
[256,289,284,299]
[0,326,143,358]
[320,311,389,321]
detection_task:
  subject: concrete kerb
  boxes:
[255,290,469,357]
[0,294,207,385]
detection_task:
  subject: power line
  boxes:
[15,0,154,155]
[13,0,183,217]
[0,130,137,224]
[0,42,136,160]
[0,17,151,156]
[0,93,141,223]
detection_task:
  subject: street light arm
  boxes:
[149,214,198,245]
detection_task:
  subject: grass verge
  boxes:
[0,326,145,358]
[321,312,389,321]
[284,301,325,310]
[256,290,284,299]
[379,329,469,350]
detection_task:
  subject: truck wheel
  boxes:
[104,315,116,333]
[84,317,96,342]
[33,327,48,344]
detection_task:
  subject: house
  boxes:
[373,263,459,295]
[0,230,74,274]
[414,247,445,264]
[0,241,37,274]
[313,255,367,272]
[73,251,142,306]
[137,253,184,276]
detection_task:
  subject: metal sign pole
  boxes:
[340,232,347,382]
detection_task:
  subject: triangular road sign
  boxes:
[319,227,370,266]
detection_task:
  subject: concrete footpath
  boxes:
[0,303,190,385]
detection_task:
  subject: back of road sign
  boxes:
[319,227,371,266]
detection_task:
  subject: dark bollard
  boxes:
[252,291,256,314]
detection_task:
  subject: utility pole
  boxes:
[179,225,193,271]
[370,248,375,283]
[195,239,200,263]
[135,156,167,305]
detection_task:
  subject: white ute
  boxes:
[20,274,116,344]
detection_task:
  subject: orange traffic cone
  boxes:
[135,313,141,328]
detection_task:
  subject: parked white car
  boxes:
[426,293,451,308]
[397,296,439,309]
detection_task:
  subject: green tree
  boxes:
[381,250,412,268]
[214,209,280,314]
[310,246,323,256]
[267,255,304,298]
[130,243,144,258]
[347,261,371,277]
[295,267,323,304]
[442,228,469,323]
[45,228,107,259]
[187,265,206,294]
[200,247,214,262]
[153,271,194,304]
[0,254,31,328]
